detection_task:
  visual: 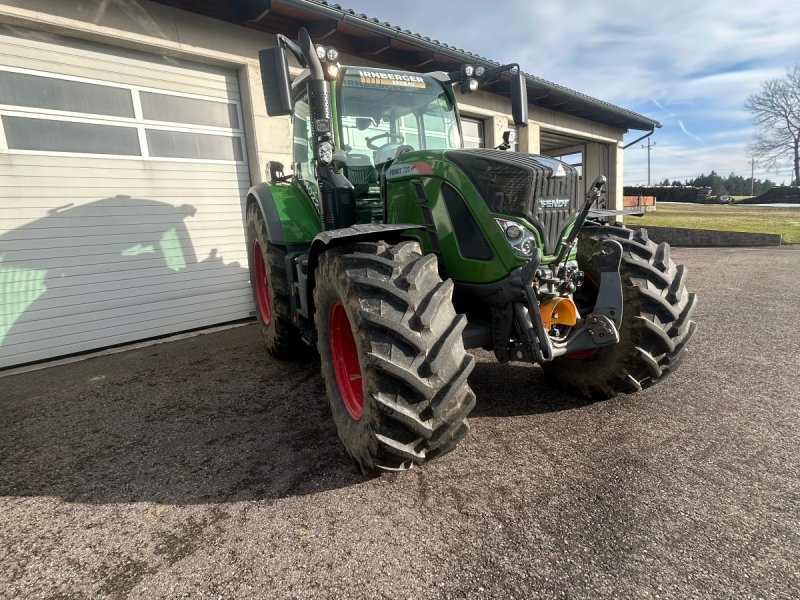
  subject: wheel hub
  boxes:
[329,301,364,420]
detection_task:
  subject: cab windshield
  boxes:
[337,67,461,168]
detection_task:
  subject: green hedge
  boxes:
[623,186,713,203]
[738,186,800,204]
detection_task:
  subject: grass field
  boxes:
[632,202,800,244]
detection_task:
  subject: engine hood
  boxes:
[445,149,581,255]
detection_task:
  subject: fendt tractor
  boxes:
[245,29,697,472]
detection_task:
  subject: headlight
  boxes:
[315,45,326,60]
[326,47,339,62]
[326,64,340,79]
[495,218,538,257]
[464,64,474,77]
[318,141,333,164]
[475,65,486,78]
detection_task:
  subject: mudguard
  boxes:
[308,223,422,271]
[246,182,321,245]
[300,224,424,317]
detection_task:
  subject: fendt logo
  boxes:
[539,198,570,209]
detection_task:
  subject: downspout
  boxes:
[623,127,657,150]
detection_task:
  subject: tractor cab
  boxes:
[292,66,462,222]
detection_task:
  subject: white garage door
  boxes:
[0,32,254,369]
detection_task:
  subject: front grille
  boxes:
[446,149,580,255]
[443,152,531,215]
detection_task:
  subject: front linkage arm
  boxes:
[509,175,625,363]
[511,238,623,363]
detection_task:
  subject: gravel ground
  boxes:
[1,246,799,599]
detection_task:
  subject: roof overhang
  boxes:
[153,0,661,132]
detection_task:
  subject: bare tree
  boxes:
[745,65,800,185]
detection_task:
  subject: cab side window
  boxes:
[292,92,319,201]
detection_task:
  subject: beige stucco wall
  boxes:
[0,0,627,208]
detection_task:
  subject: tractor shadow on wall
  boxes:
[0,195,251,367]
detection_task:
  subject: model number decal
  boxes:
[386,164,417,178]
[385,161,433,179]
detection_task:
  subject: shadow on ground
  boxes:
[0,327,590,505]
[468,355,594,418]
[1,326,370,504]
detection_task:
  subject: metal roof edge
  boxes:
[283,0,661,131]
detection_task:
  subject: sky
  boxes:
[335,0,800,185]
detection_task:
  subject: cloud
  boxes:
[336,0,800,181]
[677,120,704,145]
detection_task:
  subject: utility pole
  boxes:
[751,156,755,197]
[642,139,656,185]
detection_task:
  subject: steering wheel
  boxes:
[365,132,405,150]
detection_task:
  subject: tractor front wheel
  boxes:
[542,225,697,397]
[313,240,476,473]
[245,203,306,359]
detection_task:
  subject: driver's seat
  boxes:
[344,153,378,198]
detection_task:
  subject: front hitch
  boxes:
[513,239,624,362]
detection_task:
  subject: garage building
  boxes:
[0,0,659,370]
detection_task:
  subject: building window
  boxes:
[0,67,245,163]
[461,117,484,148]
[0,70,135,117]
[140,92,240,129]
[146,129,243,161]
[2,116,140,155]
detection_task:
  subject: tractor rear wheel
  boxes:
[313,240,476,473]
[245,203,306,359]
[542,225,697,397]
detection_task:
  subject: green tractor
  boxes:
[245,29,696,472]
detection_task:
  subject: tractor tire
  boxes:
[541,225,697,398]
[313,240,476,473]
[245,202,306,359]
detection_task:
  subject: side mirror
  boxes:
[259,46,292,117]
[511,72,528,126]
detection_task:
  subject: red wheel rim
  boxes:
[329,301,364,420]
[565,348,600,360]
[252,239,271,325]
